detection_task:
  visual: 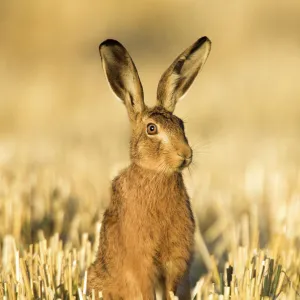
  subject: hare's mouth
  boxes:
[177,156,192,170]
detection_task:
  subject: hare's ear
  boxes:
[99,39,145,120]
[157,36,211,113]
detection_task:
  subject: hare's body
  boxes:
[88,37,211,299]
[88,163,195,299]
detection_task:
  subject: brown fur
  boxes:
[88,163,195,299]
[87,37,211,299]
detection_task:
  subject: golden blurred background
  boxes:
[0,0,300,287]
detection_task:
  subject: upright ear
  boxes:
[99,39,145,120]
[156,36,211,113]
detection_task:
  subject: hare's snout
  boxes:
[176,146,193,169]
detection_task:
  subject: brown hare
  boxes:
[88,37,211,300]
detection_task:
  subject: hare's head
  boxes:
[99,37,211,173]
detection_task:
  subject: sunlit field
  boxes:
[0,1,300,299]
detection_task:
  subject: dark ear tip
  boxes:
[189,36,211,55]
[197,36,212,46]
[99,39,123,50]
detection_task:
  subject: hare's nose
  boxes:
[177,153,193,160]
[177,152,192,160]
[177,145,192,158]
[177,147,193,163]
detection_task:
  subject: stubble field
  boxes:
[0,1,300,299]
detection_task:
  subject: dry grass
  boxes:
[0,144,299,299]
[0,1,300,299]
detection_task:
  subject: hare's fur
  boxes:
[88,37,211,299]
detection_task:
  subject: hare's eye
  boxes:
[147,123,158,135]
